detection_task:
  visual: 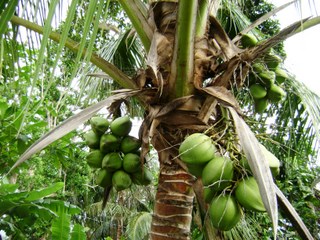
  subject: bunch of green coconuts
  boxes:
[84,116,152,192]
[241,33,288,113]
[179,133,280,231]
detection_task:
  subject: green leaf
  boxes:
[0,200,20,215]
[0,0,19,37]
[28,203,57,220]
[0,191,28,202]
[17,135,30,155]
[0,100,8,119]
[51,211,71,240]
[0,183,19,195]
[42,199,81,216]
[25,182,64,202]
[0,1,10,15]
[70,224,86,240]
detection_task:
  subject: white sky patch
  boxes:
[270,0,320,96]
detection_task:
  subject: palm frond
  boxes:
[217,0,261,39]
[289,78,320,141]
[232,1,297,43]
[229,107,278,239]
[126,211,152,240]
[0,0,19,37]
[275,185,314,240]
[77,28,146,115]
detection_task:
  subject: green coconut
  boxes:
[235,177,266,212]
[102,152,123,172]
[186,162,207,178]
[203,187,215,203]
[209,194,242,231]
[84,130,100,149]
[274,68,288,84]
[96,168,113,188]
[90,116,110,135]
[179,133,216,164]
[239,156,251,174]
[86,150,104,168]
[254,97,268,114]
[112,170,132,191]
[123,153,141,173]
[264,53,282,70]
[202,157,234,193]
[267,84,286,102]
[238,144,280,177]
[259,144,280,176]
[241,33,258,48]
[252,62,266,73]
[257,70,275,88]
[249,84,267,99]
[110,116,132,136]
[120,135,141,153]
[100,133,121,153]
[131,166,153,186]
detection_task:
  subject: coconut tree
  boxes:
[1,0,320,239]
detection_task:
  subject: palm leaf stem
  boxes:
[293,16,320,33]
[170,0,198,99]
[118,0,152,51]
[196,0,210,38]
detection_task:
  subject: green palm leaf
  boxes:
[229,107,278,239]
[126,211,152,240]
[0,0,18,37]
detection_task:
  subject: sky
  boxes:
[270,0,320,96]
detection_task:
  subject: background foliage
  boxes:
[0,0,319,239]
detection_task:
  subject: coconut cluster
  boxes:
[84,116,152,192]
[179,133,280,231]
[241,33,288,113]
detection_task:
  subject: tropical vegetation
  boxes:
[0,0,319,239]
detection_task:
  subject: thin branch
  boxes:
[10,15,138,90]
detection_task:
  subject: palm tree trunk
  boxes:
[150,150,195,240]
[148,125,196,240]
